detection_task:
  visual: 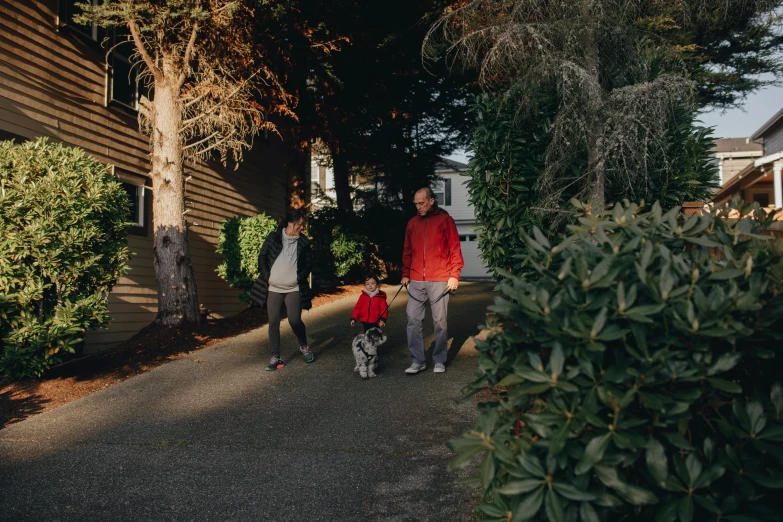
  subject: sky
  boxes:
[446,83,783,164]
[697,84,783,138]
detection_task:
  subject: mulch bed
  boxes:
[0,284,364,429]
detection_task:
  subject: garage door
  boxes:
[459,235,492,279]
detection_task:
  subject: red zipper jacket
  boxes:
[351,289,389,324]
[402,207,464,282]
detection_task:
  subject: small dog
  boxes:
[352,327,387,379]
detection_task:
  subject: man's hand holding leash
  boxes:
[402,276,458,292]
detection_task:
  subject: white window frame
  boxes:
[109,28,143,110]
[115,169,147,228]
[432,179,446,206]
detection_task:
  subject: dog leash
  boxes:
[369,283,455,326]
[404,284,455,305]
[376,284,406,321]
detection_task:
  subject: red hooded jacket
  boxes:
[351,289,389,324]
[402,208,464,282]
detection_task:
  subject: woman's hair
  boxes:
[364,272,379,285]
[280,209,306,230]
[285,209,306,225]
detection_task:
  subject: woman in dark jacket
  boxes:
[249,210,314,371]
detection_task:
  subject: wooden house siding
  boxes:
[437,171,474,222]
[1,0,292,352]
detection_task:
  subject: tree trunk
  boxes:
[150,79,201,325]
[584,0,605,213]
[332,151,353,212]
[288,145,309,210]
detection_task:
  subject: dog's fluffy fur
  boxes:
[352,327,387,378]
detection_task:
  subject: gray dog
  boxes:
[352,327,387,378]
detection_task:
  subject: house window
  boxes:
[109,28,142,110]
[753,192,770,207]
[58,0,100,42]
[433,178,452,206]
[116,170,149,236]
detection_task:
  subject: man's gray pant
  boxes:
[406,280,450,365]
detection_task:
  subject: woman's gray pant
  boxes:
[267,291,308,358]
[406,281,450,365]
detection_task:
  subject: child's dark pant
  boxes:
[362,322,380,332]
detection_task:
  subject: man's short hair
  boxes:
[417,187,435,200]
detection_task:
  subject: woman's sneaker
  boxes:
[265,357,285,371]
[300,345,315,363]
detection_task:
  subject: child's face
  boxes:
[365,278,378,292]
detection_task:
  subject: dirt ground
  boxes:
[0,284,365,429]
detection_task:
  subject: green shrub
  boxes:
[0,138,132,378]
[451,200,783,522]
[215,212,278,304]
[309,205,408,286]
[308,207,341,289]
[331,224,373,279]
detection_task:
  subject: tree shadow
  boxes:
[0,385,49,429]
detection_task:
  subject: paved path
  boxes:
[0,282,495,522]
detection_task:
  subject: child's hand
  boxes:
[378,320,386,327]
[350,319,355,326]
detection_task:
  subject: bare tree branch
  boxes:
[128,18,162,81]
[178,20,200,88]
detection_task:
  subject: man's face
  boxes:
[414,191,434,217]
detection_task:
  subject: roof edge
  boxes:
[751,106,783,141]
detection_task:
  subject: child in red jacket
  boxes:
[350,273,388,332]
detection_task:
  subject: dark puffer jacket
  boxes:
[249,230,313,310]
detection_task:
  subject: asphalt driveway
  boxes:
[0,281,496,522]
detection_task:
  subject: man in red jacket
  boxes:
[401,187,464,374]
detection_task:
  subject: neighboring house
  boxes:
[0,0,296,352]
[309,146,339,209]
[713,109,783,210]
[309,142,370,210]
[712,138,762,187]
[434,158,492,279]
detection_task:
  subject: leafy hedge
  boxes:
[451,200,783,522]
[0,139,132,378]
[464,91,555,277]
[215,213,278,304]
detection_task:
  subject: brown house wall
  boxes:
[0,0,294,352]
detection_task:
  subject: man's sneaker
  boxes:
[433,363,446,373]
[405,362,427,374]
[265,357,285,371]
[300,345,315,363]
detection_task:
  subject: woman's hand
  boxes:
[350,319,355,326]
[378,320,386,327]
